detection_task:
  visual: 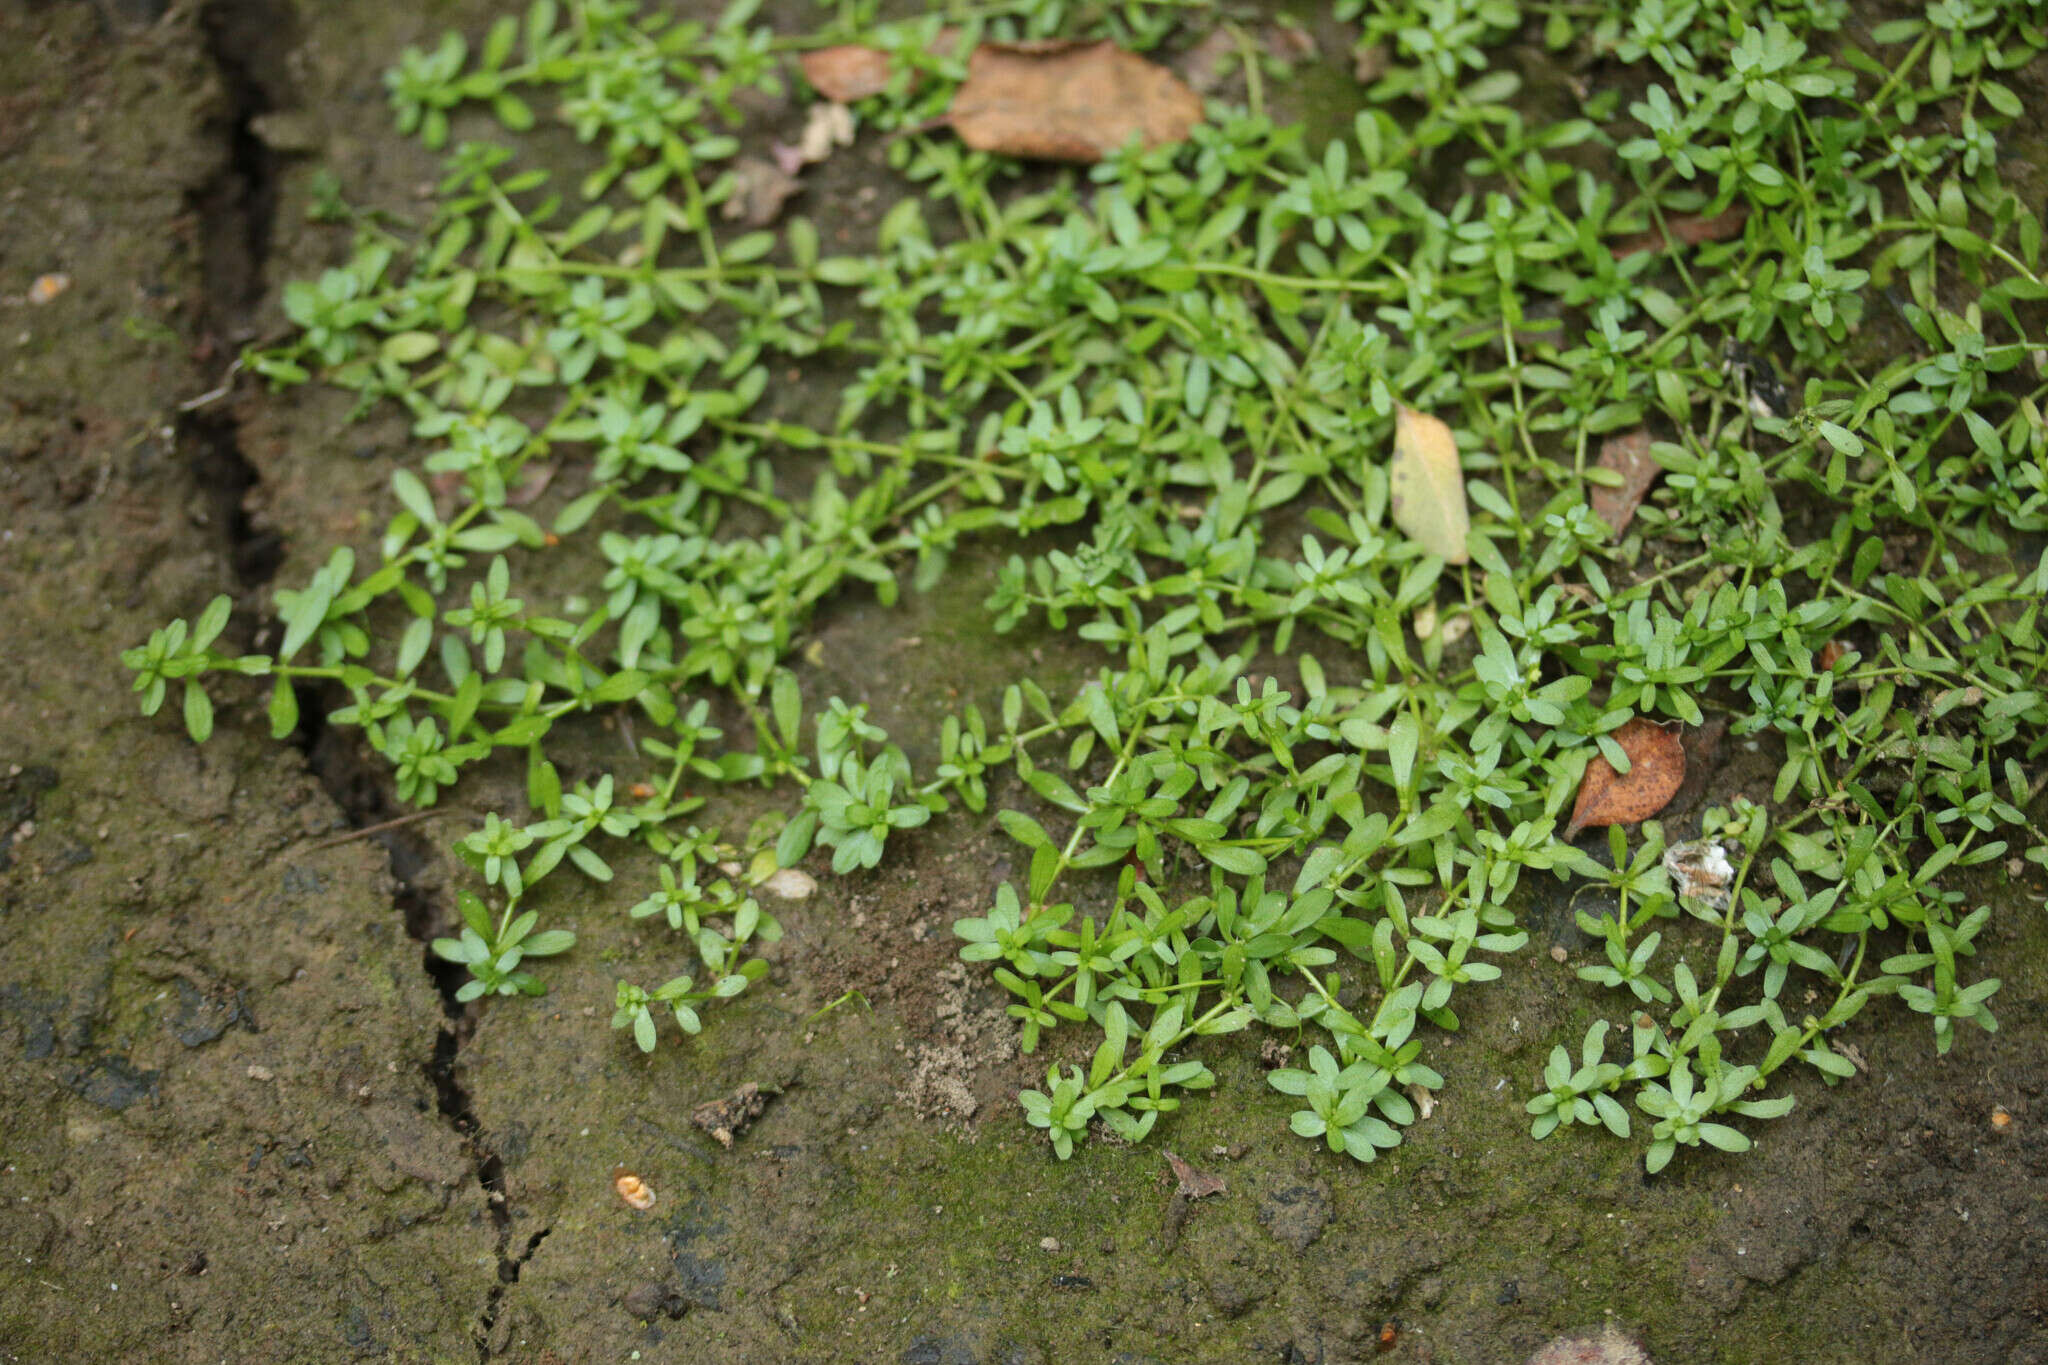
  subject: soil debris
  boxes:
[900,959,1015,1125]
[691,1081,768,1148]
[1526,1324,1654,1364]
[723,156,802,227]
[621,1279,690,1320]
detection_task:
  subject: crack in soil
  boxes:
[191,3,547,1354]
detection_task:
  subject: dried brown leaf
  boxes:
[1614,204,1748,258]
[948,41,1203,163]
[1588,428,1659,537]
[1566,718,1687,840]
[1388,405,1471,564]
[799,44,897,103]
[1164,1150,1226,1199]
[507,462,558,507]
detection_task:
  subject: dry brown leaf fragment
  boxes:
[1588,428,1660,537]
[798,29,959,102]
[1388,405,1471,564]
[1613,204,1749,258]
[508,462,558,507]
[948,41,1203,163]
[1163,1150,1226,1199]
[1566,718,1687,840]
[799,44,898,102]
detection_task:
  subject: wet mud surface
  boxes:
[4,2,2048,1362]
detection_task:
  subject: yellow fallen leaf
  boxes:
[1389,405,1470,564]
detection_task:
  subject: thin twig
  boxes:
[305,808,446,851]
[176,357,244,412]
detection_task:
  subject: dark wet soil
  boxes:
[4,3,2048,1362]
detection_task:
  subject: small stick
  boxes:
[176,357,244,412]
[305,808,446,851]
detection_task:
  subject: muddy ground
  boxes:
[3,2,2048,1362]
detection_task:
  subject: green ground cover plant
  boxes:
[127,0,2048,1174]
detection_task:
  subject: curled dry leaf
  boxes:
[1388,405,1471,564]
[1163,1150,1226,1199]
[1588,428,1659,537]
[1566,718,1686,840]
[949,41,1203,163]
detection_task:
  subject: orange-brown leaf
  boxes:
[1566,718,1686,840]
[1588,428,1659,537]
[947,41,1203,163]
[799,44,897,102]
